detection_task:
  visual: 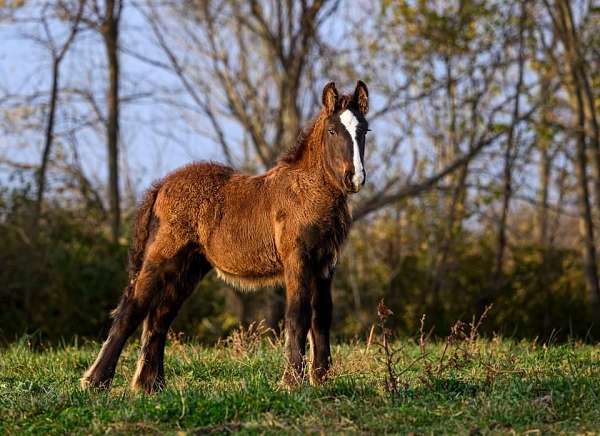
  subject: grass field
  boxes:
[1,330,600,434]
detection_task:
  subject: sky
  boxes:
[0,1,404,202]
[0,0,557,220]
[0,3,232,196]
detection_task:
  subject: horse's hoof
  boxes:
[80,374,112,390]
[309,370,330,386]
[131,375,165,394]
[279,369,304,390]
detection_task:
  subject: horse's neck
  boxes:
[294,138,345,196]
[288,165,348,216]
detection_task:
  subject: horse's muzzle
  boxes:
[345,169,366,193]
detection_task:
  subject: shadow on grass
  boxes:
[388,376,486,402]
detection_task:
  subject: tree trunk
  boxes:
[103,0,121,244]
[571,78,600,311]
[493,0,526,281]
[537,138,551,246]
[573,99,600,310]
[559,0,600,217]
[32,0,85,237]
[33,60,61,238]
[552,0,600,312]
[476,1,527,316]
[536,102,555,331]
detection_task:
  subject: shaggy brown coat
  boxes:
[81,81,369,392]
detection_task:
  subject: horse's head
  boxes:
[319,81,369,194]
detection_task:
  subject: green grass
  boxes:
[1,336,600,434]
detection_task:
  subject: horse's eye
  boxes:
[328,128,336,136]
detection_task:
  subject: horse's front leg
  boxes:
[309,275,332,385]
[281,254,312,387]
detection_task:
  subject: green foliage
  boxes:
[383,0,499,62]
[1,339,599,433]
[332,208,596,342]
[0,187,596,343]
[0,187,231,344]
[0,187,128,341]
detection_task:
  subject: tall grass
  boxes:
[1,329,599,434]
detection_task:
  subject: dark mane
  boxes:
[277,114,323,164]
[278,117,318,165]
[278,94,354,165]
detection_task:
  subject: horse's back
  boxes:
[158,160,234,200]
[152,162,235,241]
[161,161,234,191]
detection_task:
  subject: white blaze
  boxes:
[339,109,365,190]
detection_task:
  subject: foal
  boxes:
[81,81,370,392]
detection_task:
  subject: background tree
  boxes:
[0,0,599,343]
[77,0,123,243]
[30,0,86,238]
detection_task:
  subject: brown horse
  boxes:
[81,81,369,393]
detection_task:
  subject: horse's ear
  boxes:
[353,80,369,115]
[322,82,338,116]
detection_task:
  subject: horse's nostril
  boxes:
[344,171,355,190]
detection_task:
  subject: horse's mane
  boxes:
[277,94,354,165]
[277,116,322,165]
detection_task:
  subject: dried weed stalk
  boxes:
[224,319,275,357]
[375,300,428,396]
[374,301,495,397]
[420,305,493,386]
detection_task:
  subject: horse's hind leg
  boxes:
[81,252,169,389]
[131,248,211,393]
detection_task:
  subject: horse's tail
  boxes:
[110,182,161,321]
[127,181,162,283]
